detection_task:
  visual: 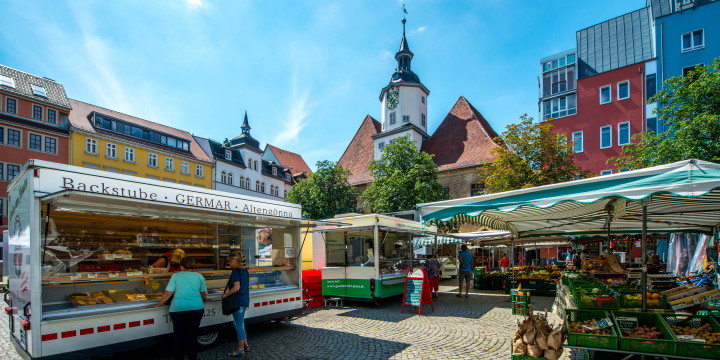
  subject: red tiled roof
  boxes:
[67,99,212,163]
[338,115,382,185]
[265,144,313,176]
[422,96,499,170]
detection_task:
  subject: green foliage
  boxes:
[481,114,592,194]
[285,160,361,219]
[612,58,720,169]
[362,135,448,213]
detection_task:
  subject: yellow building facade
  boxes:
[67,99,213,187]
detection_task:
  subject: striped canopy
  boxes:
[414,236,465,246]
[418,160,720,238]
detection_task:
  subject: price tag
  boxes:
[134,271,143,276]
[689,338,706,343]
[70,274,81,280]
[152,233,158,237]
[107,231,114,235]
[582,325,596,331]
[511,289,519,295]
[127,272,136,277]
[596,318,613,329]
[677,335,695,340]
[615,316,638,330]
[87,273,98,279]
[192,235,198,238]
[109,272,118,278]
[123,254,132,260]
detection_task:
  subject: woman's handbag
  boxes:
[221,269,241,315]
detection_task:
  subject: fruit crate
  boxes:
[544,281,557,290]
[511,302,529,316]
[576,294,619,310]
[566,309,618,350]
[611,311,678,356]
[489,277,505,290]
[511,292,531,303]
[519,279,543,290]
[659,313,720,359]
[618,291,666,309]
[543,289,557,297]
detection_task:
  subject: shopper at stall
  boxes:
[222,251,251,357]
[147,257,208,360]
[424,255,441,298]
[457,244,474,298]
[150,248,185,273]
[391,244,402,258]
[581,249,590,260]
[500,254,510,272]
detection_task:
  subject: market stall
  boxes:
[313,214,437,302]
[414,235,460,278]
[418,159,720,359]
[4,160,341,359]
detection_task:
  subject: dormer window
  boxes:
[0,75,15,88]
[286,174,291,181]
[31,84,47,97]
[272,167,277,176]
[225,150,232,160]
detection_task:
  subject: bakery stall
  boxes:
[4,160,339,360]
[315,214,438,303]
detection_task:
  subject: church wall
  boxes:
[436,166,484,200]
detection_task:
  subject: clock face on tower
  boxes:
[386,89,399,110]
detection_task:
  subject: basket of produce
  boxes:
[618,291,666,309]
[565,309,618,350]
[512,311,566,360]
[574,288,618,309]
[661,313,720,359]
[611,311,678,356]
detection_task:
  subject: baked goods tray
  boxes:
[66,291,116,307]
[107,288,146,303]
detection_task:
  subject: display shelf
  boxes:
[42,267,296,284]
[45,243,217,248]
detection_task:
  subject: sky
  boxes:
[0,0,648,171]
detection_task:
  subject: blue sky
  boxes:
[1,0,647,170]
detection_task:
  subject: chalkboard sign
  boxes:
[405,279,423,306]
[596,318,613,329]
[615,316,638,330]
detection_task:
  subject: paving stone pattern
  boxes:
[1,280,583,359]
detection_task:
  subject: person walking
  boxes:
[424,255,441,298]
[457,245,474,297]
[222,252,251,357]
[147,257,208,360]
[500,254,510,273]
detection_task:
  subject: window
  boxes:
[148,153,158,167]
[196,165,203,177]
[0,74,15,88]
[106,143,117,158]
[600,170,613,176]
[0,163,3,180]
[228,172,233,185]
[0,199,3,218]
[181,161,189,175]
[221,171,227,184]
[681,29,704,52]
[647,118,658,133]
[543,94,576,120]
[683,64,704,80]
[254,160,258,171]
[6,98,16,114]
[600,126,612,149]
[600,86,611,104]
[270,185,275,195]
[284,190,287,198]
[275,187,279,196]
[261,182,266,193]
[122,147,134,162]
[617,81,629,100]
[0,127,3,144]
[572,131,583,153]
[255,181,260,192]
[272,167,277,176]
[246,178,250,189]
[646,73,657,102]
[421,95,425,104]
[567,54,575,64]
[92,114,190,152]
[390,112,396,124]
[618,122,630,146]
[7,165,20,181]
[470,183,484,197]
[47,109,56,124]
[29,134,42,150]
[165,157,174,171]
[542,66,575,96]
[402,115,410,122]
[225,150,232,160]
[421,113,426,126]
[8,129,20,147]
[443,187,449,198]
[86,138,97,154]
[45,137,56,154]
[31,84,47,97]
[33,105,43,120]
[378,142,384,149]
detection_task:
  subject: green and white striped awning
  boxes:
[414,236,464,246]
[418,160,720,238]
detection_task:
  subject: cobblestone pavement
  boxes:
[1,279,583,360]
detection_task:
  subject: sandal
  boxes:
[465,294,470,297]
[244,345,250,352]
[228,350,245,357]
[456,293,461,297]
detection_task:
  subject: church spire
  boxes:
[396,14,413,71]
[241,111,251,135]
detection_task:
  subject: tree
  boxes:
[362,135,448,213]
[481,114,592,194]
[285,160,361,219]
[612,58,720,170]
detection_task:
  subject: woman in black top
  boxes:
[222,251,251,357]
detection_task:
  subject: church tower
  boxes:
[372,16,431,160]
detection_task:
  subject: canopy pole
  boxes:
[374,224,380,280]
[434,235,438,258]
[642,199,648,312]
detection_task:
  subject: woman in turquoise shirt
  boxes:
[148,257,209,360]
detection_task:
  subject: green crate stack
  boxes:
[543,281,557,296]
[473,276,488,290]
[611,311,678,356]
[473,267,485,276]
[519,279,543,291]
[617,291,667,309]
[505,279,521,294]
[512,290,531,316]
[490,276,505,290]
[660,313,720,359]
[566,309,619,350]
[512,302,530,316]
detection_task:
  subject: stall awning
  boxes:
[414,236,465,246]
[418,160,720,238]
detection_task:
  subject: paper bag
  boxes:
[513,338,527,356]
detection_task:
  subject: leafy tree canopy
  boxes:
[481,114,592,194]
[362,135,448,213]
[285,160,361,219]
[612,58,720,169]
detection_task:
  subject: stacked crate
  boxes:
[302,269,324,309]
[512,291,531,316]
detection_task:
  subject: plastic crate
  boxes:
[617,291,666,309]
[512,292,532,303]
[519,279,543,290]
[544,281,557,290]
[660,313,720,359]
[543,289,557,297]
[489,277,505,290]
[611,311,678,356]
[512,302,529,316]
[576,295,618,310]
[566,309,618,350]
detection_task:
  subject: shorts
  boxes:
[458,271,472,285]
[429,276,440,292]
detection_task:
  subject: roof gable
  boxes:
[338,115,381,185]
[265,144,313,176]
[422,96,499,171]
[0,64,72,110]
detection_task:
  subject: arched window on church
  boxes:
[246,177,250,189]
[228,173,233,186]
[256,181,260,192]
[270,185,274,196]
[221,171,227,184]
[261,182,266,193]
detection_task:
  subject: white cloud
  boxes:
[272,74,312,147]
[408,26,425,36]
[186,0,204,9]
